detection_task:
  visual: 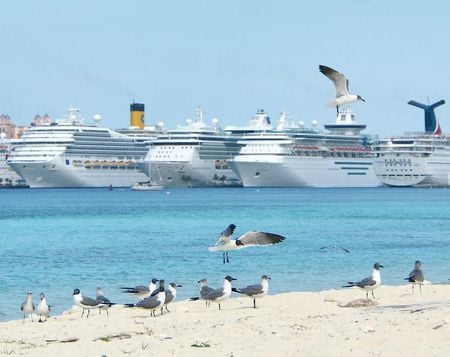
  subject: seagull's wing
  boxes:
[356,276,376,288]
[200,286,214,299]
[319,65,349,97]
[165,290,174,304]
[409,269,424,282]
[136,295,160,309]
[205,287,226,301]
[120,285,149,293]
[237,284,263,296]
[81,296,104,307]
[213,224,236,246]
[337,245,350,253]
[235,231,286,248]
[96,294,112,304]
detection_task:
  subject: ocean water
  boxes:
[1,187,450,321]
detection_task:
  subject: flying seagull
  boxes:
[404,260,425,293]
[37,292,51,322]
[120,278,159,298]
[125,280,166,317]
[72,289,111,318]
[320,244,350,253]
[343,262,383,299]
[319,65,365,113]
[163,283,182,312]
[189,279,215,308]
[20,292,35,321]
[204,276,237,310]
[208,224,286,263]
[232,275,271,308]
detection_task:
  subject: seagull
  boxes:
[343,262,383,299]
[319,65,365,113]
[96,287,116,315]
[189,279,214,308]
[208,224,286,263]
[20,292,35,321]
[163,283,182,312]
[232,275,271,308]
[120,278,159,298]
[125,280,166,317]
[320,244,350,253]
[37,293,51,322]
[72,289,110,318]
[404,261,425,293]
[204,276,237,310]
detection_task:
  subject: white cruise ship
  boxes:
[373,100,450,187]
[144,108,272,187]
[7,107,149,188]
[0,135,28,187]
[230,107,381,187]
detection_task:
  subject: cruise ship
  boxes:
[144,108,272,187]
[7,106,150,188]
[0,135,28,187]
[373,100,450,187]
[230,107,381,187]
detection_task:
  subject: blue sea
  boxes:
[1,187,450,321]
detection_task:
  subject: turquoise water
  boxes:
[1,187,450,321]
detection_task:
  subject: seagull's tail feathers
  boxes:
[124,303,135,308]
[189,297,200,301]
[342,282,356,288]
[232,287,244,294]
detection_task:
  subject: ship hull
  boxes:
[373,154,450,187]
[8,157,148,188]
[231,155,380,188]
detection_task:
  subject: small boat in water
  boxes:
[131,181,164,191]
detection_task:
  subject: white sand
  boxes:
[1,284,450,356]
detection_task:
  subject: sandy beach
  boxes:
[1,284,450,356]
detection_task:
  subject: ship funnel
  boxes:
[408,99,445,133]
[130,103,145,129]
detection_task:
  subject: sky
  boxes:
[1,0,450,137]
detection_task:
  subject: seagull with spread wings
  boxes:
[208,224,286,263]
[319,65,365,113]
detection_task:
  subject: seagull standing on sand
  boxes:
[319,65,365,113]
[189,279,214,308]
[120,278,159,298]
[343,262,383,299]
[405,261,425,293]
[232,275,271,308]
[208,224,286,263]
[204,276,237,310]
[37,293,51,322]
[20,292,35,321]
[96,287,116,315]
[125,280,166,317]
[72,289,110,318]
[163,283,182,312]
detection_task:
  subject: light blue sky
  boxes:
[1,1,449,136]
